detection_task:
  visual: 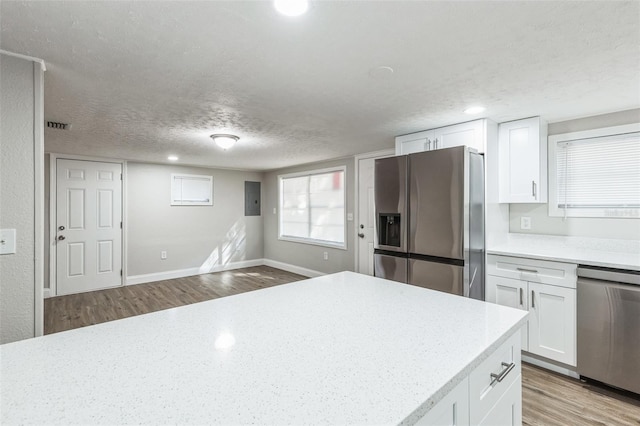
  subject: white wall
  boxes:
[0,55,43,344]
[509,108,640,240]
[263,157,355,274]
[126,163,263,279]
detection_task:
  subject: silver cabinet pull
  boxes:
[532,180,537,199]
[516,267,538,273]
[490,362,515,385]
[426,139,431,151]
[519,288,523,306]
[531,290,535,308]
[434,138,438,149]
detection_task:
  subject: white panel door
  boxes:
[56,159,123,295]
[528,281,576,366]
[486,275,528,351]
[357,157,376,275]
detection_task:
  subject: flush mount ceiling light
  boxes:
[464,106,486,115]
[274,0,309,16]
[167,155,179,161]
[210,134,239,150]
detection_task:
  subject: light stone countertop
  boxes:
[1,272,527,425]
[488,233,640,271]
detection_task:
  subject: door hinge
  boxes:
[120,270,123,276]
[120,221,123,229]
[120,173,123,180]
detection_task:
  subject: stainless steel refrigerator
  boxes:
[373,146,485,300]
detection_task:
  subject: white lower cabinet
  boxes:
[486,255,577,366]
[415,332,522,426]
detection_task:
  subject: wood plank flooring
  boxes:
[44,266,306,335]
[522,362,640,425]
[45,268,640,424]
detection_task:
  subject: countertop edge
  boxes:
[486,247,639,270]
[399,314,529,425]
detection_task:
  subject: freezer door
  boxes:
[374,156,407,253]
[374,253,408,283]
[409,147,465,259]
[408,258,465,296]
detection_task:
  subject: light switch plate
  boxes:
[520,216,532,230]
[0,229,17,255]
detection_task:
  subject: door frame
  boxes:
[47,153,127,298]
[353,149,394,274]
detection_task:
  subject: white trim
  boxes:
[262,259,324,278]
[43,288,52,299]
[353,149,394,274]
[522,353,579,379]
[0,49,47,71]
[48,154,127,297]
[277,165,347,249]
[548,123,640,218]
[33,62,45,337]
[126,259,264,286]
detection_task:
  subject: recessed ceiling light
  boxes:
[368,66,394,80]
[464,106,486,115]
[167,155,179,161]
[274,0,309,16]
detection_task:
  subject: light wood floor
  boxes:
[45,267,640,424]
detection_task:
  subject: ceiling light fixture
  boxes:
[464,106,486,115]
[210,134,239,150]
[167,155,178,161]
[274,0,309,16]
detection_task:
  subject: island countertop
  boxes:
[1,272,527,425]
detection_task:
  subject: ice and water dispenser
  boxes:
[378,213,401,247]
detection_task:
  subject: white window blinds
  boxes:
[555,131,640,218]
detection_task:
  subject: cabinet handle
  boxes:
[532,180,537,199]
[516,267,538,273]
[490,362,515,385]
[426,139,431,150]
[519,288,523,306]
[531,290,535,308]
[434,138,438,149]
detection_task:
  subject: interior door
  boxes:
[357,157,376,275]
[56,159,123,295]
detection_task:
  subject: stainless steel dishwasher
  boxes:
[577,265,640,394]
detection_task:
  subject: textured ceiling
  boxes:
[1,1,639,171]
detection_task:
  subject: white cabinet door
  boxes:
[498,117,547,203]
[395,130,435,155]
[478,375,522,426]
[528,282,576,366]
[415,377,470,425]
[434,120,485,153]
[486,276,529,351]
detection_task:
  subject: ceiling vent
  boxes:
[46,121,70,130]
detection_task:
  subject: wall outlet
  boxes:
[0,229,16,255]
[347,213,353,221]
[323,251,328,261]
[161,250,167,260]
[273,207,277,215]
[520,216,532,230]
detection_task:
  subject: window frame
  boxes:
[548,123,640,218]
[277,166,347,250]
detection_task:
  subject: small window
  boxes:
[278,167,346,248]
[549,124,640,218]
[171,174,213,206]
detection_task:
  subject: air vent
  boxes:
[46,121,70,130]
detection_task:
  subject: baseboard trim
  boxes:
[522,353,579,379]
[262,259,324,278]
[126,259,264,286]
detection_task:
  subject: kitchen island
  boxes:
[1,272,527,425]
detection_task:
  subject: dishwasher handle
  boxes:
[577,266,640,286]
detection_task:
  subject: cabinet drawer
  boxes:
[469,332,521,425]
[487,255,576,288]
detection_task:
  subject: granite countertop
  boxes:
[488,233,640,271]
[1,272,527,425]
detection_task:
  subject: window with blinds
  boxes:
[552,130,640,218]
[278,167,346,248]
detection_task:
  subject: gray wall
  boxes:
[0,55,37,343]
[127,163,263,277]
[509,108,640,239]
[263,157,356,274]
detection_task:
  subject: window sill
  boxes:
[278,236,347,250]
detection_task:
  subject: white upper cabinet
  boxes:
[395,119,487,155]
[498,117,548,203]
[395,129,435,155]
[434,119,485,152]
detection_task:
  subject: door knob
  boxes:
[358,233,365,238]
[58,225,65,231]
[58,235,66,241]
